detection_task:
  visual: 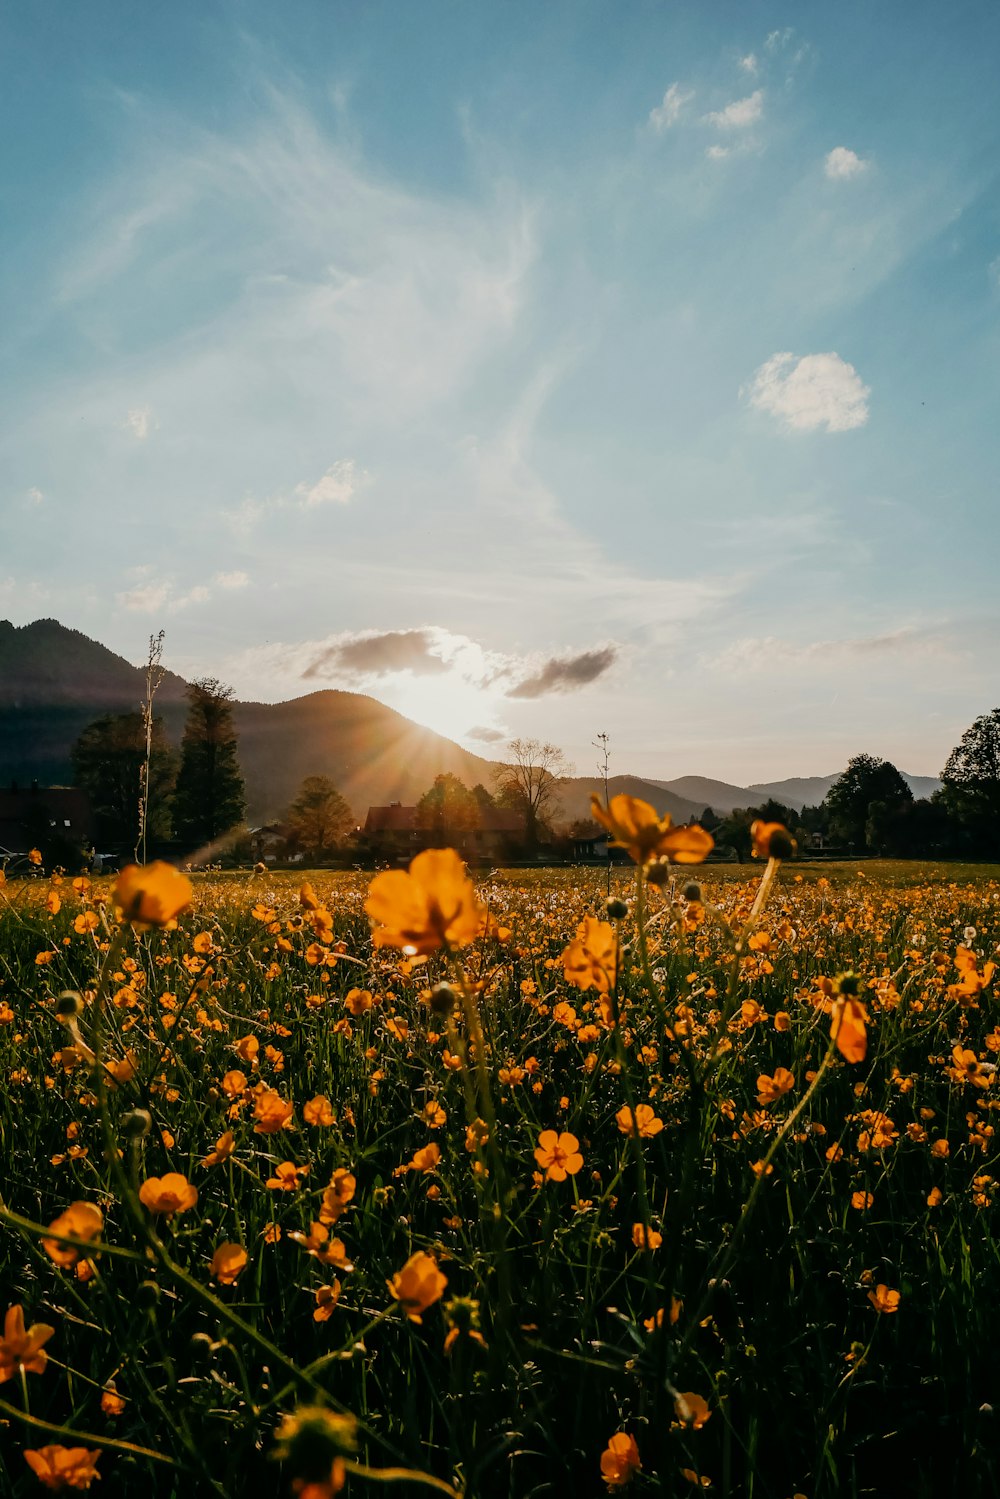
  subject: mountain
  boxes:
[0,618,940,829]
[0,619,498,825]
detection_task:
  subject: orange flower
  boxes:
[23,1446,100,1491]
[303,1095,336,1126]
[234,1035,259,1065]
[0,1305,55,1383]
[387,1250,448,1322]
[674,1392,711,1429]
[851,1191,874,1210]
[138,1172,198,1216]
[750,821,797,860]
[313,1282,342,1322]
[73,911,99,935]
[831,998,868,1063]
[210,1243,248,1285]
[318,1169,357,1225]
[590,794,713,866]
[616,1104,664,1138]
[266,1161,310,1191]
[100,1383,125,1417]
[534,1130,583,1182]
[288,1223,354,1269]
[42,1202,103,1267]
[562,917,618,994]
[201,1130,236,1168]
[600,1432,641,1488]
[756,1068,796,1106]
[395,1143,441,1177]
[221,1070,248,1098]
[253,1090,294,1134]
[868,1283,901,1314]
[631,1223,663,1250]
[113,862,192,927]
[365,848,484,955]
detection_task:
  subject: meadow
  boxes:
[1,832,999,1498]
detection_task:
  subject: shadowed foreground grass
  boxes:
[1,857,998,1497]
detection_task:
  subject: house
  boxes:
[0,784,95,857]
[364,803,525,863]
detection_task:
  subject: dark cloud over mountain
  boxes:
[507,646,617,699]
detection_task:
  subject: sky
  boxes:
[2,0,999,785]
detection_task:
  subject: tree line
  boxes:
[69,690,1000,864]
[705,710,1000,859]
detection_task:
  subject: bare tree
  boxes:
[494,738,572,851]
[136,630,166,864]
[593,731,611,893]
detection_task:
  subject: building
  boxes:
[364,803,525,863]
[0,784,95,858]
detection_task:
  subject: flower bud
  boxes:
[121,1108,152,1139]
[682,881,704,903]
[644,859,671,887]
[189,1332,214,1362]
[605,898,629,920]
[135,1280,160,1311]
[55,991,84,1021]
[429,982,457,1018]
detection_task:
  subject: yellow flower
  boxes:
[201,1130,236,1168]
[113,862,192,927]
[365,848,484,955]
[266,1161,310,1191]
[313,1282,342,1322]
[253,1090,294,1134]
[590,794,713,866]
[23,1446,101,1491]
[831,997,868,1064]
[562,917,618,994]
[42,1202,103,1268]
[534,1129,583,1182]
[210,1243,248,1285]
[750,821,797,860]
[387,1250,448,1322]
[318,1169,357,1225]
[395,1144,441,1177]
[138,1172,198,1216]
[303,1095,336,1126]
[673,1392,711,1429]
[756,1068,796,1106]
[600,1432,641,1488]
[616,1104,664,1138]
[868,1283,901,1314]
[631,1222,663,1250]
[0,1305,55,1383]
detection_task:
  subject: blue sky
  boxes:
[2,0,999,783]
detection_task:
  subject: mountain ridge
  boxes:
[0,619,940,825]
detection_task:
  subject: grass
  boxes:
[1,856,998,1498]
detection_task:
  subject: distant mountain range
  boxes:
[0,619,940,827]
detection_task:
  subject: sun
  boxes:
[380,671,504,747]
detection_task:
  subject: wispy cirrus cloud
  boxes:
[706,626,959,675]
[744,352,870,433]
[704,90,764,130]
[648,83,694,131]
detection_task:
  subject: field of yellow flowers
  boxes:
[2,806,999,1498]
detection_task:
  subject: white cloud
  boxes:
[294,460,359,508]
[825,147,869,181]
[706,145,730,161]
[26,487,44,506]
[744,351,870,433]
[990,255,1000,286]
[704,90,764,129]
[765,28,794,52]
[118,580,171,612]
[117,578,212,613]
[708,627,958,675]
[648,83,694,131]
[124,405,153,440]
[739,53,758,74]
[214,570,249,590]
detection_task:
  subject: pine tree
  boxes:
[173,679,246,851]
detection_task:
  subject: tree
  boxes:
[493,738,572,851]
[823,755,912,851]
[72,712,176,849]
[415,774,480,842]
[941,708,1000,853]
[286,776,353,861]
[173,679,246,851]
